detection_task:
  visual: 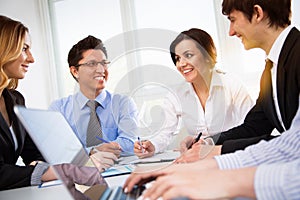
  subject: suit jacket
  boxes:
[0,89,44,190]
[216,27,300,154]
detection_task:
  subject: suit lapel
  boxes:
[0,112,15,150]
[276,28,299,128]
[2,89,25,154]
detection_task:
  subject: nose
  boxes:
[229,23,236,36]
[26,50,35,63]
[177,57,187,69]
[95,63,106,73]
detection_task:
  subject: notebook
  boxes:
[14,105,89,166]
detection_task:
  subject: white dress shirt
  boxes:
[268,25,293,131]
[150,69,254,153]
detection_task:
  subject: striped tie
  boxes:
[86,100,103,147]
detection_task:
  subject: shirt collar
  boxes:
[210,69,225,87]
[76,89,108,109]
[184,69,225,94]
[268,25,293,64]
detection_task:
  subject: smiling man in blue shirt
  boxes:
[49,35,137,157]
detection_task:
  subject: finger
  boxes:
[102,152,118,161]
[123,173,147,193]
[134,142,142,150]
[123,172,159,193]
[163,186,191,200]
[180,142,188,154]
[142,176,172,200]
[136,152,151,159]
[134,146,143,154]
[101,157,115,166]
[110,142,122,150]
[174,156,184,164]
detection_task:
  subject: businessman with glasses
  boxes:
[49,36,138,167]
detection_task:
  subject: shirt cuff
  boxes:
[30,162,50,186]
[150,139,163,154]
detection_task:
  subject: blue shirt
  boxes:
[49,90,138,154]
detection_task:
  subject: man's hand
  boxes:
[94,142,122,157]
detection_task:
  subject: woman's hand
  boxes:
[134,140,155,158]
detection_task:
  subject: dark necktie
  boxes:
[261,59,273,98]
[86,100,103,147]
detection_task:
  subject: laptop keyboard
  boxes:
[100,185,145,200]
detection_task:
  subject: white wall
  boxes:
[0,0,57,109]
[0,0,299,109]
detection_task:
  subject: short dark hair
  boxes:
[67,35,107,68]
[222,0,291,28]
[169,28,217,68]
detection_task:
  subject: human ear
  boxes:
[253,5,264,23]
[70,66,79,79]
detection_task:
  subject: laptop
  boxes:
[14,106,189,200]
[14,105,89,166]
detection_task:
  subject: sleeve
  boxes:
[220,134,276,154]
[112,96,137,154]
[215,123,300,170]
[48,99,61,111]
[0,161,35,190]
[0,90,45,190]
[20,133,45,165]
[229,74,254,126]
[215,71,276,146]
[150,93,181,153]
[255,160,300,200]
[30,161,50,185]
[216,101,274,146]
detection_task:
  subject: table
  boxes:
[0,184,73,200]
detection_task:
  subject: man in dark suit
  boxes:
[178,0,300,161]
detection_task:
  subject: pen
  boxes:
[137,137,145,153]
[188,132,202,149]
[96,136,110,143]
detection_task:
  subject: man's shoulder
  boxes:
[49,94,75,110]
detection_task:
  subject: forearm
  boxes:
[41,166,58,182]
[255,160,300,200]
[216,127,300,170]
[223,167,256,199]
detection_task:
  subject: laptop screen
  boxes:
[14,105,89,166]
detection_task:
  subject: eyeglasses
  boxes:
[75,60,111,68]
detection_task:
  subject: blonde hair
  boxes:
[0,15,28,91]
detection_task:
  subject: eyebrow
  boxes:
[183,49,193,54]
[23,43,30,48]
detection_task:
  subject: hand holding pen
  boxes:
[134,137,155,158]
[137,137,145,153]
[188,132,202,149]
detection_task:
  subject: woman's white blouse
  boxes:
[150,70,254,153]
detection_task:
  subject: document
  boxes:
[117,150,180,165]
[39,180,63,188]
[101,164,135,178]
